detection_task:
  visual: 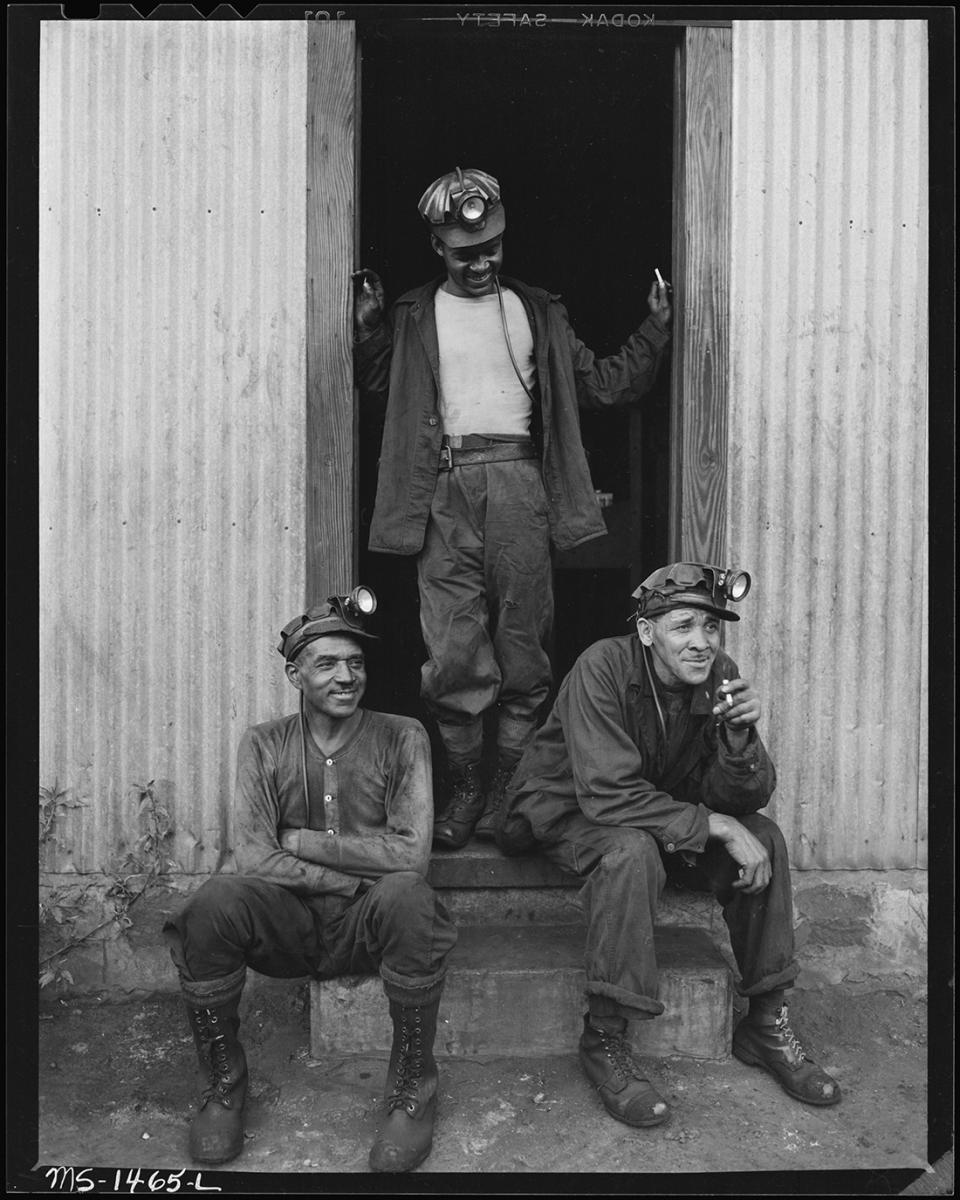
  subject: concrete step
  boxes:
[427,841,578,889]
[310,923,733,1061]
[427,842,721,932]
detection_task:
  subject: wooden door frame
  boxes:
[670,26,733,566]
[305,21,359,605]
[304,21,734,601]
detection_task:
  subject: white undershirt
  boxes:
[434,286,535,438]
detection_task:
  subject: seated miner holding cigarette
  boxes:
[163,587,457,1173]
[495,562,841,1127]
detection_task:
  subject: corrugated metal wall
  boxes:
[726,20,928,869]
[39,21,308,875]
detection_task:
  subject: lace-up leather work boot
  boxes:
[432,763,484,849]
[733,1003,841,1106]
[185,999,248,1163]
[474,757,520,841]
[578,1015,671,1128]
[369,997,441,1173]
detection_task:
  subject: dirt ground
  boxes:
[25,979,936,1191]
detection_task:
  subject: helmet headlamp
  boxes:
[718,567,751,603]
[418,168,504,246]
[278,586,379,661]
[631,563,752,623]
[456,192,488,229]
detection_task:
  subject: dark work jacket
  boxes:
[354,276,671,555]
[498,636,777,858]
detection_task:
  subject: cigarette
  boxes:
[654,268,665,288]
[722,678,734,707]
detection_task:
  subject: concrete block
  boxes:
[438,885,584,926]
[310,925,732,1061]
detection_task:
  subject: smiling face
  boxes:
[637,606,721,688]
[285,634,367,722]
[432,233,504,297]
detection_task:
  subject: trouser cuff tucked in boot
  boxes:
[381,962,446,1009]
[177,964,247,1010]
[585,980,664,1020]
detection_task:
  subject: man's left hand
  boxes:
[647,278,672,328]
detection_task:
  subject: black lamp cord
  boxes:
[495,278,537,406]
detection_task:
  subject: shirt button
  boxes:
[428,417,438,426]
[326,759,334,766]
[666,842,676,853]
[324,794,332,802]
[327,828,335,836]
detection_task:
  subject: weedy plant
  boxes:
[39,777,178,987]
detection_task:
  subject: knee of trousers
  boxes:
[368,871,439,918]
[737,812,789,863]
[171,875,263,938]
[591,829,666,889]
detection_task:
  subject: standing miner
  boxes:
[495,563,842,1126]
[354,167,672,850]
[164,588,457,1173]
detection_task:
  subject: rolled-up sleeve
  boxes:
[561,652,710,854]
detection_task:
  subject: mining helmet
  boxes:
[418,167,506,247]
[277,587,379,662]
[632,563,751,623]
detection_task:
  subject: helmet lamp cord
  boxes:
[495,278,537,405]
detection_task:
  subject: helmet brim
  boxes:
[639,593,739,622]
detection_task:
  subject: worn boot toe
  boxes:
[733,1005,842,1107]
[189,1100,245,1164]
[579,1017,671,1129]
[368,1090,437,1173]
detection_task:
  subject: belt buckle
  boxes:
[440,444,453,470]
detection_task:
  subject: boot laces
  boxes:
[598,1027,644,1082]
[196,1010,235,1103]
[486,766,514,815]
[387,1015,425,1115]
[446,774,481,818]
[775,1005,807,1063]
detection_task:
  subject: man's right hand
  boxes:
[707,812,771,894]
[353,268,385,334]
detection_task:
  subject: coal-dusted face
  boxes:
[637,607,721,688]
[432,233,504,297]
[285,634,367,721]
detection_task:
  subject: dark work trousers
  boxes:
[163,872,457,1011]
[541,812,798,1020]
[417,457,553,769]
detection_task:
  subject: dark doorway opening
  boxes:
[357,20,676,720]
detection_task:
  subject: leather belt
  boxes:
[438,442,537,471]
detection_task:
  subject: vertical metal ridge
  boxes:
[40,22,309,875]
[727,19,928,868]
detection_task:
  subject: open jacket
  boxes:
[498,637,777,859]
[354,276,671,555]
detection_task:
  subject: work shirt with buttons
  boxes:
[503,636,776,857]
[233,709,433,898]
